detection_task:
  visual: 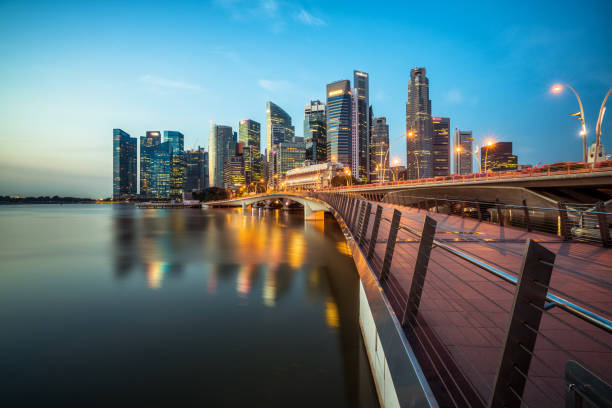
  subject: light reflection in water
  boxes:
[326,298,340,328]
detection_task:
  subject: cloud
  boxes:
[295,9,326,26]
[139,75,202,92]
[257,79,294,92]
[445,88,463,104]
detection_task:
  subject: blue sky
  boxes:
[1,0,610,197]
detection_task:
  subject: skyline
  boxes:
[1,0,611,197]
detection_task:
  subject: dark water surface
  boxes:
[0,205,378,407]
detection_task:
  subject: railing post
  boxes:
[596,201,610,247]
[477,201,483,221]
[401,216,437,326]
[496,198,504,226]
[359,202,372,247]
[434,198,439,213]
[558,201,571,240]
[356,201,366,238]
[489,239,556,408]
[459,201,465,217]
[522,199,532,232]
[347,198,355,224]
[367,205,383,260]
[380,209,401,283]
[352,200,363,230]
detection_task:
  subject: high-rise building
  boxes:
[481,142,518,172]
[274,141,306,180]
[304,100,327,163]
[239,119,262,184]
[432,117,450,177]
[266,102,295,153]
[140,131,162,197]
[369,117,389,182]
[224,143,245,189]
[185,147,208,191]
[353,70,369,181]
[150,141,172,199]
[164,131,185,199]
[209,123,234,187]
[406,68,433,180]
[326,80,352,169]
[112,129,137,199]
[453,129,473,175]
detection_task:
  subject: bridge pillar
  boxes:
[304,203,324,221]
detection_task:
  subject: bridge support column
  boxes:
[304,203,324,221]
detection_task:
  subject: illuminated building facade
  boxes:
[140,131,162,197]
[285,162,344,190]
[266,102,294,153]
[481,142,518,172]
[185,147,208,191]
[223,155,245,189]
[239,119,262,184]
[273,141,306,180]
[209,123,234,187]
[304,100,327,163]
[326,80,352,168]
[353,70,369,181]
[164,130,185,199]
[432,117,450,177]
[406,68,433,180]
[150,141,172,199]
[369,117,389,182]
[453,129,473,175]
[112,128,137,199]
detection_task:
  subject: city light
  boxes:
[456,146,462,153]
[551,84,563,93]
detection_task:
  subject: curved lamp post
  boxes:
[484,140,495,173]
[552,84,587,164]
[595,87,612,165]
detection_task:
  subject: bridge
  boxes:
[204,193,330,220]
[207,191,612,407]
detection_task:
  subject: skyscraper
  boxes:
[266,102,294,153]
[224,143,245,189]
[326,80,352,168]
[432,117,450,177]
[239,119,262,184]
[273,140,306,179]
[185,147,208,191]
[481,142,518,173]
[164,130,185,199]
[453,129,473,175]
[140,131,161,197]
[353,70,369,181]
[112,129,137,199]
[150,141,172,199]
[209,123,234,187]
[304,100,326,163]
[369,117,389,182]
[406,68,432,180]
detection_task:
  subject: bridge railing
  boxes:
[355,191,611,247]
[313,191,612,408]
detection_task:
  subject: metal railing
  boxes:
[313,192,612,408]
[356,191,611,247]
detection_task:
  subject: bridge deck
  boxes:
[361,200,612,407]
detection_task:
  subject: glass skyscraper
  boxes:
[353,70,369,181]
[432,117,450,177]
[185,147,208,191]
[453,129,473,175]
[164,131,185,199]
[369,117,389,182]
[239,119,262,184]
[150,141,172,199]
[140,131,162,197]
[209,123,234,188]
[406,68,433,180]
[326,80,352,169]
[112,129,137,199]
[304,100,327,163]
[266,102,295,153]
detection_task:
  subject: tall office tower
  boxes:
[326,80,352,168]
[453,129,473,175]
[406,67,433,180]
[351,88,360,177]
[140,131,162,197]
[112,129,137,199]
[185,147,208,191]
[224,142,245,189]
[304,100,327,163]
[150,141,172,199]
[369,117,390,182]
[273,140,306,179]
[209,123,234,187]
[163,131,185,199]
[432,117,450,177]
[481,142,518,172]
[266,102,295,153]
[354,70,370,181]
[239,119,262,184]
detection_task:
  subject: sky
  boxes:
[0,0,611,197]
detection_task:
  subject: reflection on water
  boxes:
[0,205,378,407]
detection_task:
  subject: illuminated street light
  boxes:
[551,83,587,164]
[484,140,495,173]
[594,87,612,166]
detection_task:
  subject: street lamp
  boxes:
[484,140,495,173]
[343,168,352,186]
[552,84,588,164]
[595,87,612,166]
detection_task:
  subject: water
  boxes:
[0,205,378,407]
